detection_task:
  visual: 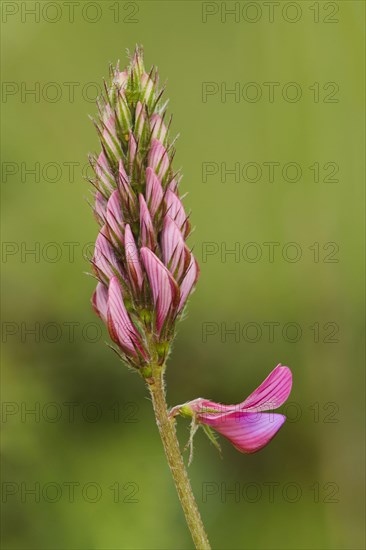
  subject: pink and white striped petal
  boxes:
[202,411,286,454]
[106,190,124,245]
[146,167,164,217]
[94,191,107,223]
[124,224,144,291]
[178,255,199,311]
[92,282,108,323]
[107,277,146,358]
[114,71,128,88]
[150,114,167,142]
[168,178,179,193]
[148,139,169,180]
[139,194,155,249]
[165,189,189,236]
[161,216,190,280]
[93,226,121,281]
[140,247,179,334]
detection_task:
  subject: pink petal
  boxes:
[165,189,188,235]
[188,366,292,417]
[148,139,169,180]
[140,247,179,334]
[107,277,145,358]
[150,114,167,142]
[93,226,120,281]
[106,190,124,245]
[124,224,144,291]
[161,216,189,279]
[168,178,178,192]
[146,167,163,217]
[92,282,108,323]
[114,71,128,88]
[94,191,107,223]
[178,255,199,311]
[139,194,155,248]
[240,365,293,412]
[202,411,286,454]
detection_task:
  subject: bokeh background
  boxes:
[1,1,365,549]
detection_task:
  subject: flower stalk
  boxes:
[147,367,211,549]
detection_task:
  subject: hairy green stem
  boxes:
[147,369,211,550]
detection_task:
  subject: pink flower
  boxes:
[92,282,108,323]
[124,224,144,292]
[139,194,155,249]
[114,71,128,88]
[178,255,199,311]
[94,191,107,223]
[107,277,147,360]
[150,114,167,142]
[93,226,121,282]
[148,139,170,180]
[145,167,163,217]
[118,159,135,212]
[161,216,190,280]
[106,190,124,245]
[140,247,179,335]
[170,365,292,454]
[165,189,189,237]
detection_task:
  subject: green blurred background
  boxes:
[1,1,365,549]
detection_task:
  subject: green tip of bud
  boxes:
[180,405,194,419]
[140,366,152,379]
[131,44,145,74]
[140,309,151,324]
[156,342,169,358]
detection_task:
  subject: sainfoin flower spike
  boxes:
[169,365,292,460]
[89,46,198,373]
[87,47,292,550]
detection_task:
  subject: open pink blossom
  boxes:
[170,365,292,454]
